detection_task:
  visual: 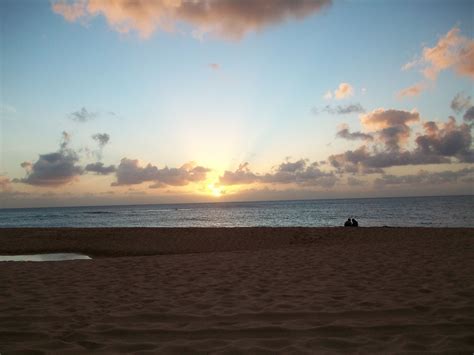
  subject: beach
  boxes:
[1,227,473,353]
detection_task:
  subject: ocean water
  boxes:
[0,195,473,228]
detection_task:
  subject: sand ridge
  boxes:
[1,228,473,353]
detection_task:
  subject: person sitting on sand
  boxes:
[344,218,352,227]
[351,218,359,227]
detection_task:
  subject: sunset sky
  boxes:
[1,0,473,208]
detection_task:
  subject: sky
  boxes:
[0,0,473,208]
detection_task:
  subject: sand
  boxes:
[1,227,473,354]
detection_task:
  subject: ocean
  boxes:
[0,195,473,228]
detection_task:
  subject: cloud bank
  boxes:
[52,0,332,39]
[375,168,474,187]
[219,159,337,188]
[329,107,473,174]
[112,158,210,187]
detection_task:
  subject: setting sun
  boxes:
[207,183,223,198]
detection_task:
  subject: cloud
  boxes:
[52,0,87,21]
[329,114,473,174]
[360,108,419,130]
[333,83,353,99]
[403,27,474,80]
[85,162,116,175]
[464,106,474,122]
[92,133,110,148]
[314,103,365,115]
[52,0,332,40]
[328,146,446,174]
[336,124,373,141]
[91,133,111,160]
[416,117,473,162]
[374,168,474,187]
[451,92,472,114]
[0,176,29,201]
[397,83,425,98]
[361,108,420,151]
[219,159,337,188]
[218,162,259,185]
[347,176,366,186]
[15,132,83,186]
[20,161,32,171]
[0,176,11,191]
[112,158,210,187]
[69,107,97,122]
[323,90,333,100]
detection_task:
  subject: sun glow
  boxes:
[207,183,223,197]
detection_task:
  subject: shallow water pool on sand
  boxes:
[0,253,91,262]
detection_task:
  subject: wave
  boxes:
[82,211,115,215]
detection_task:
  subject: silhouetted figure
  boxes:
[351,218,359,227]
[344,218,352,227]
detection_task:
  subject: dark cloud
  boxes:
[60,131,71,150]
[90,133,111,160]
[328,145,453,174]
[360,108,420,151]
[313,103,365,115]
[273,159,308,173]
[85,162,116,175]
[361,108,419,130]
[336,125,373,141]
[69,107,97,122]
[415,117,473,162]
[53,0,332,40]
[451,92,472,114]
[16,132,83,187]
[464,106,474,122]
[374,168,474,187]
[328,146,384,174]
[219,159,337,188]
[347,176,366,186]
[378,124,411,151]
[218,163,259,185]
[112,158,210,187]
[92,133,110,148]
[20,161,32,170]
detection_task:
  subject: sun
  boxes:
[207,183,223,197]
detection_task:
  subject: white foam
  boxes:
[0,253,91,262]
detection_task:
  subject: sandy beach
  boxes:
[1,227,473,353]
